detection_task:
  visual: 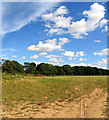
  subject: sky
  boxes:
[1,1,109,69]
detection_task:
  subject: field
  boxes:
[2,73,108,118]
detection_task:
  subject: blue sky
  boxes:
[1,2,109,69]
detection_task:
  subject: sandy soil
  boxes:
[2,88,108,118]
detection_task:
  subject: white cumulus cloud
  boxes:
[75,51,86,57]
[70,58,109,69]
[21,56,26,60]
[30,55,38,59]
[58,37,70,45]
[39,52,47,56]
[99,19,107,28]
[70,63,91,67]
[46,54,62,58]
[78,58,87,61]
[49,57,64,63]
[93,58,109,66]
[42,3,106,38]
[94,48,109,56]
[27,39,62,52]
[62,51,86,58]
[102,26,108,32]
[68,57,72,60]
[62,51,75,57]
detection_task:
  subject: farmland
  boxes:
[2,73,108,118]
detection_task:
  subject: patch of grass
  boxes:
[2,73,108,107]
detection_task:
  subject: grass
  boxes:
[2,73,107,105]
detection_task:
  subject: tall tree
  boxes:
[25,62,39,75]
[62,65,72,75]
[2,60,24,74]
[55,66,65,76]
[37,63,57,76]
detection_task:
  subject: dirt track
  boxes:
[2,88,108,118]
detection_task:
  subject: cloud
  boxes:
[75,51,86,57]
[46,54,62,58]
[102,26,108,32]
[45,38,57,45]
[45,24,51,28]
[21,56,26,60]
[48,62,61,66]
[55,6,68,15]
[2,2,58,34]
[39,52,47,56]
[58,37,70,45]
[68,57,76,60]
[70,63,91,67]
[9,48,16,51]
[99,19,107,28]
[42,6,69,21]
[42,3,106,38]
[93,58,109,66]
[12,56,17,58]
[49,57,64,63]
[94,48,109,56]
[0,57,9,60]
[2,48,16,52]
[48,57,64,66]
[49,28,66,35]
[62,50,86,58]
[70,58,109,68]
[78,58,87,61]
[42,5,72,28]
[62,51,74,57]
[42,5,72,34]
[30,55,38,59]
[68,57,72,60]
[46,54,63,65]
[94,40,101,43]
[27,39,62,52]
[45,53,64,65]
[69,3,106,38]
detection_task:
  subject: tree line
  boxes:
[2,60,109,75]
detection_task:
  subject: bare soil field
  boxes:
[2,88,108,118]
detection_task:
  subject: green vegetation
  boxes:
[1,59,109,75]
[2,73,107,104]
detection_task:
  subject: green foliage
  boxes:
[2,59,109,75]
[37,63,57,76]
[55,66,65,76]
[62,65,73,75]
[2,60,24,74]
[2,75,107,103]
[24,62,39,75]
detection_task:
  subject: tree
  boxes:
[11,60,25,73]
[62,65,72,75]
[55,66,65,76]
[2,60,24,74]
[2,59,109,75]
[24,62,39,75]
[37,63,57,76]
[2,60,12,73]
[83,66,96,75]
